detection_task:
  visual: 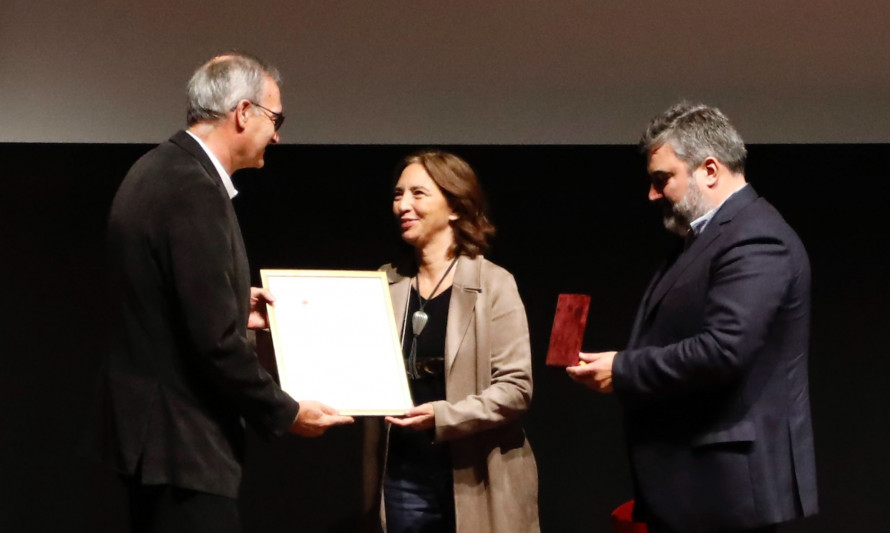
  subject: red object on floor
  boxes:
[611,500,648,533]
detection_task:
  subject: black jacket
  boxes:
[89,131,298,498]
[615,185,818,532]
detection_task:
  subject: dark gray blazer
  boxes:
[89,131,298,498]
[614,185,818,532]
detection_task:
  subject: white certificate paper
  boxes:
[261,269,413,416]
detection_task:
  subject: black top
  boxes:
[403,286,450,402]
[387,286,452,474]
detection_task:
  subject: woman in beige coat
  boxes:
[362,151,539,533]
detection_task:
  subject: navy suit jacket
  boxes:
[613,185,818,532]
[89,131,298,498]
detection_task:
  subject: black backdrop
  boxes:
[1,143,887,532]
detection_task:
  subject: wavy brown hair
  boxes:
[398,151,495,258]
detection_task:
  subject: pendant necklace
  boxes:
[406,256,458,378]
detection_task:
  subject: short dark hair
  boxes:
[640,102,747,174]
[399,151,495,258]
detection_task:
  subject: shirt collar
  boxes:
[185,130,238,199]
[690,183,748,236]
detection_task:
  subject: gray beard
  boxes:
[661,179,712,236]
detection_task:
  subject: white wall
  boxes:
[2,0,888,143]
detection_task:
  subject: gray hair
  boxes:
[640,102,747,175]
[186,52,281,126]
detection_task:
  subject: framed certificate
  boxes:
[261,269,413,416]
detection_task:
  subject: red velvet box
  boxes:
[545,293,591,367]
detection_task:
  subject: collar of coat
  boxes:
[642,185,761,321]
[382,254,484,377]
[382,254,484,293]
[169,130,228,195]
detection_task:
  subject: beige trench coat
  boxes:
[361,255,540,533]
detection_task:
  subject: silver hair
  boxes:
[640,102,747,175]
[186,52,281,126]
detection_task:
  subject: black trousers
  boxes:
[123,477,240,533]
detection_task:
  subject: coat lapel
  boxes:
[643,227,721,321]
[629,261,668,344]
[384,264,413,343]
[385,257,480,376]
[643,185,759,322]
[445,256,480,376]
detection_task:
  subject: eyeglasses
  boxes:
[250,101,285,131]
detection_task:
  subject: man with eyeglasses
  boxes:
[88,52,353,533]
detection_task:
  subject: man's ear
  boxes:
[233,100,251,131]
[701,157,720,188]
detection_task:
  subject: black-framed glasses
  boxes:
[250,101,285,131]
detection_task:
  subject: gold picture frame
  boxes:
[261,269,413,416]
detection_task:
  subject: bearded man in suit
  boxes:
[90,52,352,533]
[569,102,817,533]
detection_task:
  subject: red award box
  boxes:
[545,294,591,367]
